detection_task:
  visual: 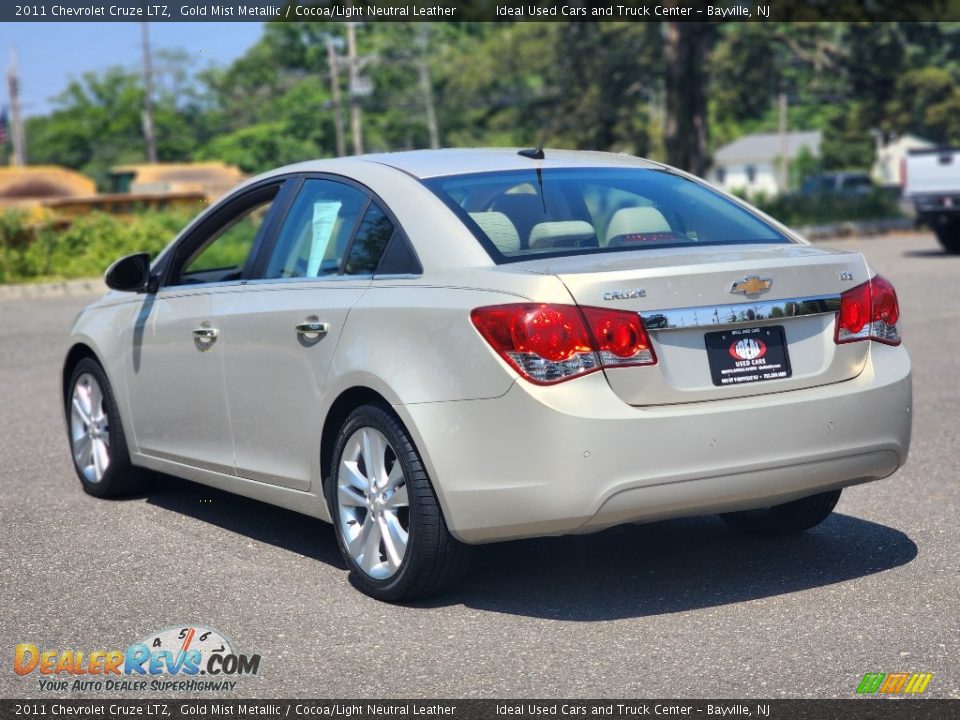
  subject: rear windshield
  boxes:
[422,168,791,263]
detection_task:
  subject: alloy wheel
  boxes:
[69,373,111,483]
[336,427,410,580]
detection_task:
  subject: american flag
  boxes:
[0,106,8,146]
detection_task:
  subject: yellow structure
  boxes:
[44,191,206,220]
[108,162,246,201]
[0,162,245,224]
[0,166,96,211]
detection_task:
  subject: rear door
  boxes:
[224,177,400,491]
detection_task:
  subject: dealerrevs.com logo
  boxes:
[14,625,261,692]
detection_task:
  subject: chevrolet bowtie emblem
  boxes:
[730,276,773,296]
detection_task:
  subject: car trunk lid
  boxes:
[514,243,871,405]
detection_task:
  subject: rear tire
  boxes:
[327,403,472,602]
[66,357,151,498]
[720,489,842,536]
[935,220,960,254]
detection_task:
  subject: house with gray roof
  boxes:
[708,131,822,197]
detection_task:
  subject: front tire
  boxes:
[66,357,150,498]
[720,489,842,536]
[328,403,471,602]
[935,220,960,254]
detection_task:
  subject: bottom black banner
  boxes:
[1,699,957,720]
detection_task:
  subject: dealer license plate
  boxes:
[704,325,792,387]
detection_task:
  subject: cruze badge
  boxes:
[603,288,646,301]
[730,276,773,297]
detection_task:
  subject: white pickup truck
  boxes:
[904,147,960,253]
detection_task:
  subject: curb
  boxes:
[0,278,107,302]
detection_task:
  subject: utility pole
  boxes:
[6,47,26,166]
[326,36,346,158]
[346,22,363,156]
[415,25,440,149]
[778,90,789,192]
[141,22,158,163]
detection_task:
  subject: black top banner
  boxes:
[5,0,960,23]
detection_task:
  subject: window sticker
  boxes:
[307,200,342,277]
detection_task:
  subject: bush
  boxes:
[0,209,194,283]
[748,189,903,227]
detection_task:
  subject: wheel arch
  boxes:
[318,384,457,538]
[62,342,102,404]
[320,386,393,489]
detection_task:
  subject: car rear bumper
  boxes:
[396,342,912,544]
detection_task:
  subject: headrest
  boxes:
[528,220,596,249]
[605,206,671,245]
[468,211,520,254]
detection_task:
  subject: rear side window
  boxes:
[345,204,394,275]
[423,168,791,263]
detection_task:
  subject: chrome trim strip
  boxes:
[641,294,841,331]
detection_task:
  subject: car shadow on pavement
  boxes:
[144,475,916,620]
[902,248,952,258]
[431,513,917,620]
[144,474,348,570]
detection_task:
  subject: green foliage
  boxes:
[751,189,902,226]
[885,66,960,143]
[0,210,191,283]
[821,104,875,171]
[790,146,821,188]
[197,121,322,174]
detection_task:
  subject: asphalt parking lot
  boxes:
[0,232,957,700]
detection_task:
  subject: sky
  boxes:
[0,22,264,117]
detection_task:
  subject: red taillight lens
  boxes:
[471,304,656,385]
[835,274,901,346]
[510,305,592,362]
[838,280,871,335]
[581,306,657,366]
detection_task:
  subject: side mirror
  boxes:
[105,253,154,293]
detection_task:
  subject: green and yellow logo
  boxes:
[856,672,933,695]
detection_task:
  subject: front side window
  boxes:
[173,188,279,285]
[423,167,790,263]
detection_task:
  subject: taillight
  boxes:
[580,306,656,366]
[470,304,656,385]
[835,274,901,346]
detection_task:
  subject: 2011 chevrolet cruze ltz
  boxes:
[63,149,912,601]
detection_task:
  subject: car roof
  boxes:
[256,148,664,182]
[363,148,664,179]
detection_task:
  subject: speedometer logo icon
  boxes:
[729,338,766,361]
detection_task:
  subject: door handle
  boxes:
[192,326,219,351]
[295,321,330,338]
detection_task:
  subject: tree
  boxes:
[885,67,960,143]
[821,103,875,171]
[664,21,715,175]
[24,54,208,187]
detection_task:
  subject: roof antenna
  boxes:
[518,147,544,160]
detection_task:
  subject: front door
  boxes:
[126,183,284,473]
